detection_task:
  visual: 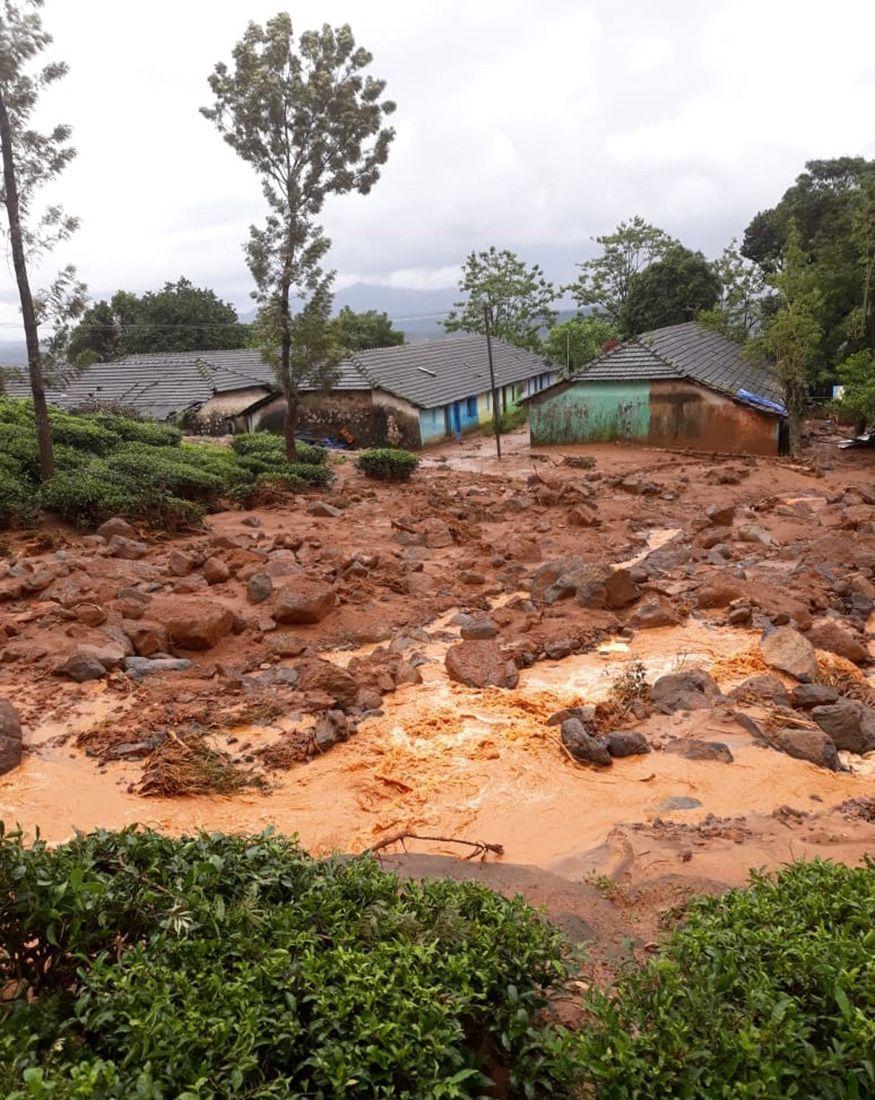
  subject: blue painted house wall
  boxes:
[418,370,555,445]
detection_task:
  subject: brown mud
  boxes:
[1,421,874,961]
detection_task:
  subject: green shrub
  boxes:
[0,827,573,1098]
[575,858,875,1098]
[0,469,36,528]
[88,413,183,448]
[231,432,328,466]
[356,447,420,481]
[47,413,119,455]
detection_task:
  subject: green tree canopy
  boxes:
[567,216,677,326]
[67,278,250,363]
[835,349,875,428]
[742,157,875,373]
[543,315,619,375]
[331,306,404,351]
[620,246,721,337]
[697,239,768,342]
[202,15,395,458]
[443,246,557,351]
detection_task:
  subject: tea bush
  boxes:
[0,827,573,1098]
[356,447,420,481]
[575,858,875,1098]
[0,401,332,528]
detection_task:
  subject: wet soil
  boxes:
[1,420,874,962]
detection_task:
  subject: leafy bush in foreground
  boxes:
[576,858,875,1098]
[357,447,420,481]
[0,827,571,1098]
[0,402,332,528]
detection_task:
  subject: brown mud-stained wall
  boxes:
[251,390,421,448]
[372,391,422,449]
[647,380,780,456]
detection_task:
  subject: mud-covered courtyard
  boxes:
[2,425,874,956]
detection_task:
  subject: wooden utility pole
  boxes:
[483,302,501,459]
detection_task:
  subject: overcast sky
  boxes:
[2,0,875,332]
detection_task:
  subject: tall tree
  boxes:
[543,315,618,375]
[67,278,251,363]
[330,306,403,351]
[697,239,768,341]
[0,0,84,479]
[757,223,823,456]
[443,246,557,351]
[203,15,395,459]
[567,216,677,326]
[620,246,720,337]
[742,158,875,373]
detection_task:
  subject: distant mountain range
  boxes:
[0,283,580,364]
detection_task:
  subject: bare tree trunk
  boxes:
[279,278,296,461]
[0,88,54,479]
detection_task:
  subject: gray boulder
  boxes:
[811,700,875,754]
[601,730,650,757]
[773,728,839,770]
[760,626,819,683]
[0,700,22,775]
[651,669,720,714]
[561,718,612,767]
[664,738,734,763]
[123,656,193,681]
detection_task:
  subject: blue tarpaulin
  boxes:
[736,388,786,416]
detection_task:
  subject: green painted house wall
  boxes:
[529,381,650,445]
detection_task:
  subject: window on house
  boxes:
[466,396,477,418]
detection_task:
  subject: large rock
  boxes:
[247,572,274,605]
[123,656,192,681]
[575,565,641,610]
[97,516,136,540]
[791,683,839,709]
[274,578,336,624]
[664,738,734,763]
[628,597,680,630]
[445,640,519,689]
[421,518,453,548]
[730,674,791,708]
[806,620,869,665]
[295,659,359,707]
[122,619,169,658]
[601,730,650,757]
[150,597,234,651]
[811,700,875,754]
[105,535,148,560]
[760,627,819,683]
[773,728,839,770]
[0,700,22,775]
[55,648,107,682]
[651,669,720,714]
[561,718,612,766]
[696,576,745,609]
[202,556,230,585]
[530,555,588,604]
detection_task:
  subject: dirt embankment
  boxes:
[1,422,874,952]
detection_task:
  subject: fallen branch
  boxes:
[365,831,504,861]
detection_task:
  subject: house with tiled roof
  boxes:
[521,322,787,456]
[5,335,555,449]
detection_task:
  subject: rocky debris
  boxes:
[561,718,612,766]
[664,738,734,763]
[150,597,234,651]
[576,565,641,610]
[806,620,869,665]
[421,518,453,548]
[639,540,691,577]
[105,535,148,560]
[313,709,352,750]
[167,548,197,576]
[295,659,359,707]
[627,597,680,629]
[561,454,596,469]
[97,516,137,540]
[458,614,499,640]
[727,601,752,625]
[791,683,839,709]
[705,503,735,526]
[656,795,703,811]
[459,570,485,585]
[546,705,597,728]
[55,648,107,682]
[203,556,231,585]
[601,730,650,757]
[123,656,192,681]
[307,501,342,518]
[123,619,169,658]
[759,626,819,683]
[445,640,519,689]
[72,602,107,627]
[567,504,600,527]
[651,669,720,714]
[618,476,659,496]
[273,578,336,624]
[247,572,273,605]
[0,699,22,775]
[730,674,791,708]
[773,727,839,770]
[738,523,778,547]
[696,575,745,609]
[268,633,308,658]
[530,555,588,604]
[811,700,875,754]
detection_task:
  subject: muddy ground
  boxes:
[1,421,874,972]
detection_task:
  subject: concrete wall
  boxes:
[235,389,422,448]
[371,390,422,449]
[529,378,780,455]
[196,387,273,427]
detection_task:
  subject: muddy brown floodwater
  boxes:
[1,424,874,954]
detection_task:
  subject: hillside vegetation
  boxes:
[0,828,872,1098]
[0,399,332,530]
